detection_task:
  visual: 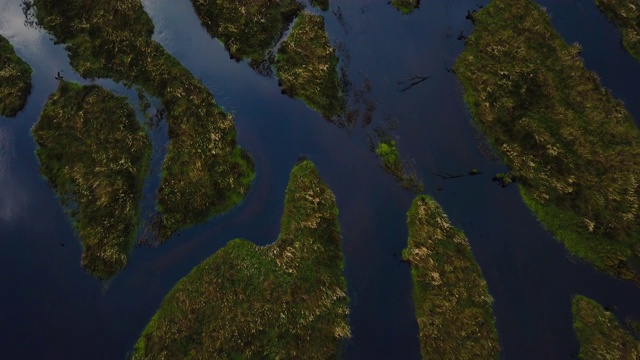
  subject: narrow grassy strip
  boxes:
[455,0,640,283]
[133,160,350,359]
[276,12,344,119]
[375,140,423,191]
[403,195,499,359]
[32,81,151,279]
[0,34,32,117]
[189,0,303,66]
[391,0,420,15]
[596,0,640,62]
[572,295,640,359]
[33,0,254,238]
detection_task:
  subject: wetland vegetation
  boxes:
[596,0,640,62]
[375,139,423,191]
[133,160,350,359]
[391,0,420,15]
[455,0,640,283]
[32,81,150,279]
[403,195,499,359]
[32,0,254,238]
[572,295,640,359]
[0,34,32,118]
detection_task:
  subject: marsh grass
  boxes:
[455,0,640,283]
[403,196,499,359]
[596,0,640,62]
[133,161,350,359]
[32,81,151,279]
[0,34,32,117]
[572,295,640,359]
[33,0,254,239]
[375,139,423,192]
[391,0,420,15]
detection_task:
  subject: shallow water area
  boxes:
[1,0,640,359]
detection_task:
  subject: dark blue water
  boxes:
[1,0,639,358]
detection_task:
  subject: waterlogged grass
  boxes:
[455,0,640,284]
[133,161,350,359]
[189,0,303,66]
[0,34,32,117]
[311,0,329,11]
[391,0,420,15]
[403,196,499,359]
[276,12,344,119]
[572,295,640,359]
[375,139,423,191]
[33,0,254,238]
[596,0,640,62]
[32,81,150,279]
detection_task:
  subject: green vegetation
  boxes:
[189,0,303,66]
[0,34,32,117]
[403,196,499,359]
[133,160,350,359]
[32,81,150,279]
[572,295,640,359]
[276,12,344,119]
[391,0,420,14]
[311,0,329,11]
[375,139,423,191]
[33,0,254,238]
[596,0,640,62]
[455,0,640,283]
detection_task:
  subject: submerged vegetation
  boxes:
[391,0,420,15]
[403,196,499,359]
[189,0,303,66]
[572,295,640,359]
[133,161,350,358]
[276,12,344,119]
[0,34,32,117]
[32,82,150,279]
[33,0,254,238]
[455,0,640,283]
[596,0,640,62]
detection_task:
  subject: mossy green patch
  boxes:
[572,295,640,359]
[132,160,350,359]
[276,12,344,119]
[596,0,640,62]
[454,0,640,284]
[391,0,420,15]
[0,34,32,117]
[403,195,499,359]
[375,139,423,191]
[33,0,254,238]
[32,81,151,279]
[311,0,329,11]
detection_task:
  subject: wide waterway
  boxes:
[1,0,639,358]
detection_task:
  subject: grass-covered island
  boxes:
[33,0,254,238]
[455,0,640,283]
[133,160,350,359]
[276,12,344,119]
[375,139,423,191]
[32,81,150,279]
[391,0,420,15]
[403,196,499,359]
[0,34,32,117]
[572,295,640,359]
[189,0,303,66]
[596,0,640,62]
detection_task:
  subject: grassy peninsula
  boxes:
[33,0,254,238]
[455,0,640,283]
[189,0,303,66]
[403,196,499,359]
[0,34,32,117]
[33,82,150,279]
[391,0,420,15]
[133,160,350,359]
[572,295,640,359]
[596,0,640,62]
[276,12,344,119]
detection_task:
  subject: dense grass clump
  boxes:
[403,196,499,359]
[276,12,344,119]
[33,0,254,238]
[133,161,350,359]
[455,0,640,283]
[0,34,32,117]
[572,295,640,359]
[596,0,640,62]
[189,0,303,66]
[311,0,329,11]
[391,0,420,14]
[32,82,150,279]
[375,140,423,191]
